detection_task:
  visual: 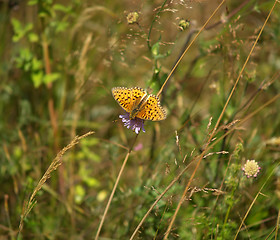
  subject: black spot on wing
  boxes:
[112,87,135,112]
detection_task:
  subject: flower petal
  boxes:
[119,112,145,134]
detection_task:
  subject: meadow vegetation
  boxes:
[0,0,280,239]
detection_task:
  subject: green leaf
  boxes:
[84,177,99,187]
[25,23,33,32]
[82,147,101,162]
[11,18,21,32]
[14,146,22,159]
[28,32,39,42]
[151,42,160,57]
[28,0,38,5]
[53,4,72,13]
[14,48,33,70]
[11,18,23,42]
[11,19,33,42]
[24,62,32,71]
[31,58,42,71]
[43,73,61,85]
[81,137,99,146]
[55,21,69,33]
[20,48,33,61]
[75,185,86,204]
[97,190,107,202]
[32,72,44,88]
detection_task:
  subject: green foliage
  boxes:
[1,0,280,239]
[11,19,37,43]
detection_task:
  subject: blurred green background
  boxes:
[1,0,280,239]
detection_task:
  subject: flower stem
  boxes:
[147,0,168,50]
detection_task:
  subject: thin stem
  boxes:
[42,34,65,197]
[156,0,226,98]
[95,134,138,240]
[69,33,93,233]
[275,209,280,240]
[17,132,94,237]
[212,94,280,150]
[163,0,274,237]
[233,162,280,240]
[4,195,15,240]
[129,92,280,240]
[222,186,237,236]
[129,161,191,240]
[147,0,168,50]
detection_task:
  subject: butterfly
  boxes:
[112,87,166,121]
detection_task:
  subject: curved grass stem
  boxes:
[17,132,94,238]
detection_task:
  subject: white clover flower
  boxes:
[242,160,261,178]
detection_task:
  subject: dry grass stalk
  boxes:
[18,131,94,234]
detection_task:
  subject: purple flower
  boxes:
[119,112,145,134]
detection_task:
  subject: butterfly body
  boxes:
[112,87,166,121]
[129,93,148,119]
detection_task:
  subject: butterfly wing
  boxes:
[136,94,166,121]
[112,87,146,113]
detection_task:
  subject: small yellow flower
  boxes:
[127,12,139,24]
[242,160,261,178]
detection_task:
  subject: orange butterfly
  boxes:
[112,87,166,121]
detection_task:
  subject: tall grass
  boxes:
[0,0,280,239]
